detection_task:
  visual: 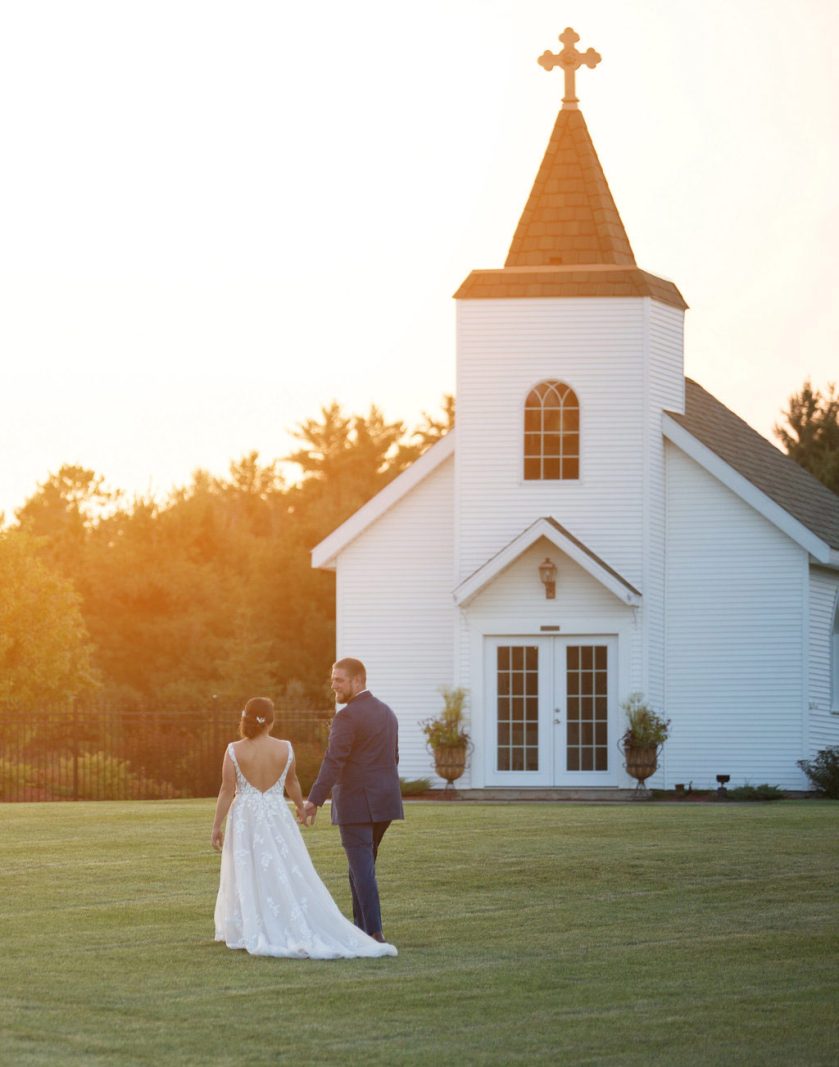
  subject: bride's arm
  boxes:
[211,753,236,852]
[284,754,305,817]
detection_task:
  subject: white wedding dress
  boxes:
[214,742,397,959]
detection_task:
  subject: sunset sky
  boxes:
[1,0,837,519]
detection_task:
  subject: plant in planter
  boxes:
[420,687,470,791]
[620,692,670,789]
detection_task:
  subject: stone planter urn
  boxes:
[433,743,468,788]
[421,686,470,796]
[623,743,659,788]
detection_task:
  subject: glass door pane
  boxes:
[496,644,539,772]
[485,637,551,785]
[565,644,609,772]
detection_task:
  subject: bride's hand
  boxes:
[211,827,224,852]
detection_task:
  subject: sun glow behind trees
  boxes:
[3,399,453,709]
[0,531,96,707]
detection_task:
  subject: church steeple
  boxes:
[455,29,685,309]
[505,107,636,268]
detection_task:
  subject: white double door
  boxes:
[484,635,618,787]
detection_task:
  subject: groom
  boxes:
[302,658,404,943]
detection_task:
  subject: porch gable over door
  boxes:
[453,517,641,610]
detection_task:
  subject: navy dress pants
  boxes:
[338,821,391,936]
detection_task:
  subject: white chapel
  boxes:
[312,31,839,793]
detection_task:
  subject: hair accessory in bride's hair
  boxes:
[256,716,266,724]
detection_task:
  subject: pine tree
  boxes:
[775,380,839,494]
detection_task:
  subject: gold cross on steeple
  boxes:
[538,27,601,109]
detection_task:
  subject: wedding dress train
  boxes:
[214,742,397,959]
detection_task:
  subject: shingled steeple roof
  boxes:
[455,29,686,309]
[504,107,635,268]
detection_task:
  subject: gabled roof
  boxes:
[453,517,641,608]
[311,432,455,570]
[664,379,839,559]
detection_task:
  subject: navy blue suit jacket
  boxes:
[308,691,405,825]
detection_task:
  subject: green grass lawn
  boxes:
[1,800,837,1066]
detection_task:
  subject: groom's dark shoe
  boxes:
[370,932,386,943]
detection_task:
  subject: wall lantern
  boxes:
[538,557,558,599]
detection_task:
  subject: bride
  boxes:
[212,696,397,959]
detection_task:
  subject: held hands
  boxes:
[297,800,317,827]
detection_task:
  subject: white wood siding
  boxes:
[648,302,685,418]
[644,302,686,714]
[808,566,839,754]
[664,443,808,789]
[455,298,647,586]
[337,456,456,786]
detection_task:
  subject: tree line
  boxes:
[0,398,453,710]
[1,380,836,712]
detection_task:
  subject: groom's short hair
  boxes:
[334,657,366,684]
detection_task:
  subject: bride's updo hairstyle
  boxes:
[240,696,275,739]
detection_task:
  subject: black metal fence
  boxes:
[0,704,333,802]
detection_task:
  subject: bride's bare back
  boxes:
[231,735,291,792]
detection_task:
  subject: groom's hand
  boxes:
[302,800,317,826]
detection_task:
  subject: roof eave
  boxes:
[453,266,687,310]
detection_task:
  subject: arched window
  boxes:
[832,597,839,710]
[524,381,579,481]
